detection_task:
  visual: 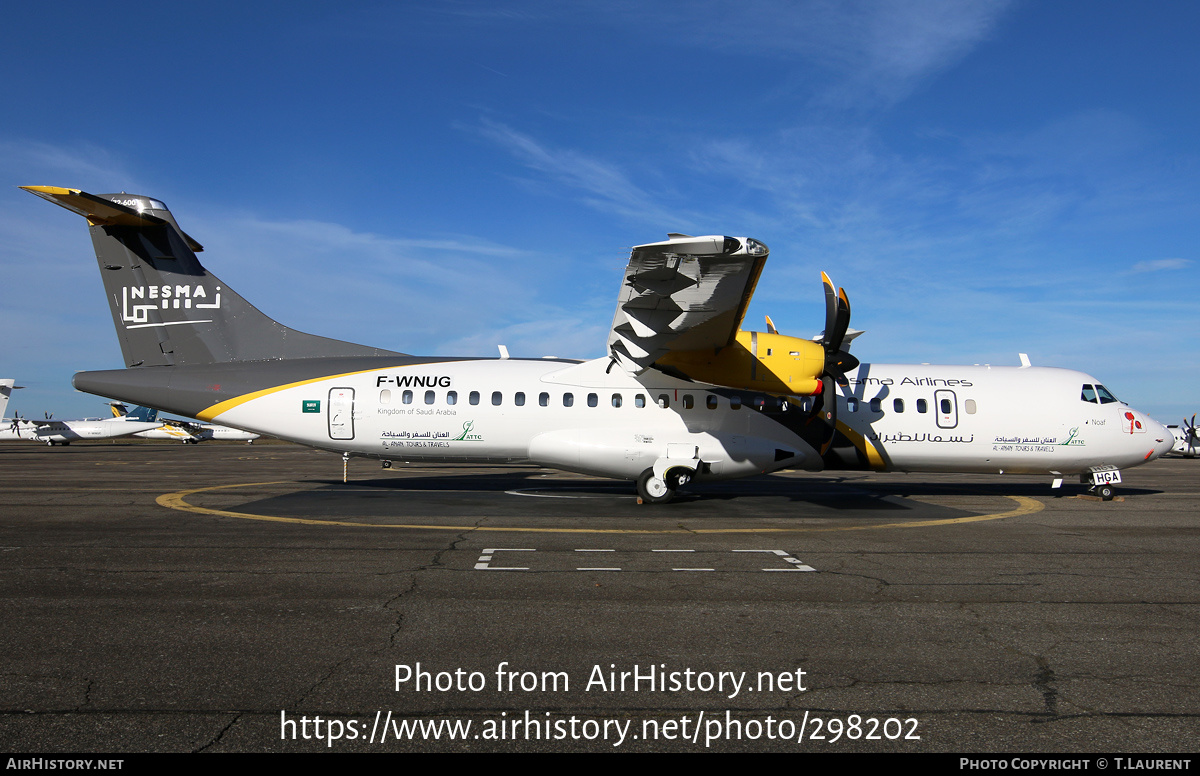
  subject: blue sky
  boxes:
[1,1,1196,422]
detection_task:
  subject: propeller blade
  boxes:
[818,374,838,455]
[821,272,838,349]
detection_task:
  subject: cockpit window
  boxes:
[1081,384,1098,403]
[1094,384,1119,404]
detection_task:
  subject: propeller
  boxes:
[805,272,859,455]
[1184,413,1198,457]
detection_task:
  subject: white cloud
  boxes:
[475,119,695,228]
[1130,258,1193,273]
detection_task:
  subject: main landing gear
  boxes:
[636,466,694,505]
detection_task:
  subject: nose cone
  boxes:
[1146,416,1174,461]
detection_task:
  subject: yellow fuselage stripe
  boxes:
[195,367,392,421]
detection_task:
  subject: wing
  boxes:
[607,234,768,374]
[162,419,204,439]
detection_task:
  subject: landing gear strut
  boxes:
[1083,469,1120,501]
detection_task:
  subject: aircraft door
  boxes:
[328,387,355,440]
[934,389,958,429]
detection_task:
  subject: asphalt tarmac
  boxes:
[1,442,1196,753]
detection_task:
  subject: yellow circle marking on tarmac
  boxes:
[156,481,1044,535]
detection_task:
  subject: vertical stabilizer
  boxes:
[0,379,16,418]
[22,187,403,367]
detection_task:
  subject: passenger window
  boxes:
[682,395,694,409]
[754,396,766,410]
[730,395,742,410]
[403,390,413,405]
[658,394,669,408]
[491,391,502,406]
[587,393,598,407]
[469,391,480,406]
[446,391,457,405]
[847,397,858,412]
[612,394,623,408]
[916,398,927,413]
[539,392,549,407]
[870,398,881,413]
[964,399,976,414]
[424,390,435,405]
[940,398,952,415]
[514,392,525,406]
[1081,384,1098,403]
[893,398,904,413]
[635,394,646,408]
[563,393,574,407]
[706,395,718,410]
[380,389,391,404]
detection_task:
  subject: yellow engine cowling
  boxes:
[657,330,825,395]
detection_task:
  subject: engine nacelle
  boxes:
[656,330,825,395]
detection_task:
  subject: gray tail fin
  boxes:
[23,186,402,367]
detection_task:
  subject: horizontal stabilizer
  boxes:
[21,186,204,252]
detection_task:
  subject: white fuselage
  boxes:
[0,417,163,444]
[202,357,1172,481]
[832,363,1169,474]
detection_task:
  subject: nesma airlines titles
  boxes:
[22,186,1171,503]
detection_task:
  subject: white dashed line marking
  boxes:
[472,549,816,572]
[475,548,536,570]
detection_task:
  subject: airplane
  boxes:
[1167,415,1197,458]
[0,395,164,445]
[21,186,1173,502]
[109,403,260,444]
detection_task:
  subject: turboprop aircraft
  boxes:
[22,186,1173,502]
[0,397,163,445]
[109,403,260,444]
[1168,415,1197,458]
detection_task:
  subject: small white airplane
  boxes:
[23,186,1173,501]
[1168,415,1197,458]
[0,393,163,445]
[109,403,260,444]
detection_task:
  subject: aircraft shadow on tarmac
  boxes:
[285,469,1061,515]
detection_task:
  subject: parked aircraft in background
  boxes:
[109,403,260,444]
[0,396,162,445]
[1168,415,1197,458]
[23,186,1173,501]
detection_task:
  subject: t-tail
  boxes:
[22,187,402,367]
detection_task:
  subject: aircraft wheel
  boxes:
[636,469,675,505]
[1096,484,1115,501]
